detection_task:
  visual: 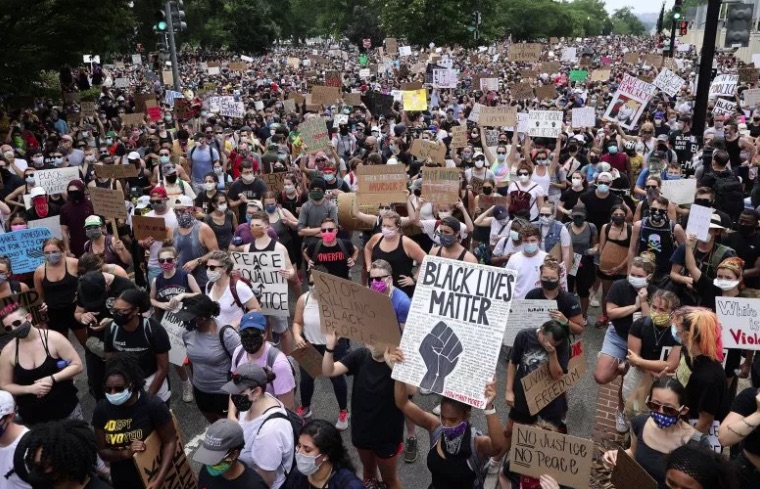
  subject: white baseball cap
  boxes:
[0,390,14,416]
[30,187,47,198]
[173,195,194,208]
[127,151,141,161]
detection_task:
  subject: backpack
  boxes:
[207,275,255,311]
[256,406,304,476]
[189,143,221,165]
[429,425,487,489]
[231,343,297,383]
[713,172,744,221]
[508,184,538,219]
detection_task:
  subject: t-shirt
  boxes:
[228,178,268,223]
[339,348,404,449]
[197,464,268,489]
[231,342,296,396]
[91,393,172,489]
[390,287,410,326]
[730,387,760,456]
[144,210,178,269]
[239,396,294,489]
[208,280,255,327]
[524,288,582,322]
[722,232,760,289]
[506,251,548,299]
[104,318,171,377]
[685,355,729,422]
[297,200,338,247]
[305,239,355,279]
[628,317,679,362]
[0,426,30,489]
[605,279,650,339]
[630,414,669,489]
[509,328,569,422]
[580,191,623,231]
[183,326,241,394]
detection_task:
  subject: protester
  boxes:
[192,419,268,488]
[34,238,84,340]
[0,390,30,489]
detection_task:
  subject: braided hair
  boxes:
[103,352,146,392]
[666,444,738,489]
[20,419,97,484]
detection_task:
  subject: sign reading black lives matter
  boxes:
[230,251,289,317]
[392,256,516,408]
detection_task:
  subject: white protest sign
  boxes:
[603,74,656,131]
[710,74,739,98]
[571,107,596,128]
[359,68,371,78]
[438,57,453,69]
[334,114,349,125]
[660,178,696,205]
[27,215,63,240]
[240,55,254,62]
[717,297,760,351]
[713,98,737,116]
[83,55,101,64]
[432,69,458,89]
[685,204,713,242]
[527,110,563,138]
[517,112,530,133]
[208,66,220,75]
[677,43,691,52]
[114,77,129,88]
[569,253,582,277]
[561,47,577,62]
[503,299,556,346]
[161,311,188,367]
[164,90,183,106]
[230,251,289,317]
[34,167,80,195]
[744,88,760,108]
[218,97,245,118]
[468,103,484,123]
[131,54,142,65]
[392,256,516,409]
[653,68,685,97]
[480,78,499,92]
[399,46,412,57]
[689,419,721,453]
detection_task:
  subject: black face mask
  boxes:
[111,310,135,327]
[738,224,757,237]
[185,319,198,331]
[694,198,713,208]
[26,465,54,489]
[413,188,421,197]
[241,333,264,354]
[68,190,83,203]
[650,209,667,223]
[482,187,493,195]
[231,394,253,412]
[541,279,560,291]
[166,174,178,184]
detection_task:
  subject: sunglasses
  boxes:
[150,199,164,205]
[378,206,392,210]
[315,158,327,163]
[159,153,171,156]
[321,228,336,233]
[206,264,223,271]
[497,152,506,155]
[645,398,682,417]
[4,319,24,332]
[518,173,529,177]
[539,213,552,218]
[371,275,390,282]
[158,258,174,264]
[645,185,659,190]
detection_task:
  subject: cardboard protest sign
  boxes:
[717,297,760,351]
[480,78,499,92]
[740,65,759,84]
[121,112,145,127]
[400,81,423,91]
[710,74,739,98]
[610,449,657,489]
[745,88,760,107]
[94,164,138,180]
[653,68,685,97]
[603,74,655,131]
[571,107,596,128]
[549,37,558,45]
[290,343,324,379]
[528,110,563,138]
[132,215,168,241]
[229,61,247,72]
[357,165,408,205]
[478,106,517,127]
[410,139,446,165]
[535,84,556,101]
[503,299,555,346]
[230,251,289,317]
[81,101,97,117]
[311,86,341,106]
[569,70,588,82]
[282,98,297,113]
[660,178,696,205]
[520,69,538,80]
[313,270,401,346]
[450,125,468,149]
[173,98,194,120]
[0,228,51,274]
[27,215,62,240]
[89,187,128,220]
[511,83,534,101]
[713,98,737,117]
[0,290,48,325]
[685,204,712,242]
[263,172,288,194]
[35,167,80,195]
[392,256,516,408]
[591,69,611,82]
[522,343,587,415]
[644,54,663,68]
[300,117,331,154]
[133,414,196,489]
[623,53,639,64]
[134,94,156,112]
[508,43,542,63]
[421,167,460,204]
[343,92,363,106]
[509,424,593,489]
[337,193,378,232]
[385,38,398,54]
[402,89,428,111]
[542,62,561,74]
[161,311,188,367]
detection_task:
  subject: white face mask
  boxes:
[571,178,583,187]
[217,204,228,213]
[474,160,484,168]
[206,270,222,283]
[204,182,216,191]
[510,230,520,241]
[713,278,740,291]
[628,275,648,289]
[284,184,295,194]
[438,211,451,219]
[519,175,529,183]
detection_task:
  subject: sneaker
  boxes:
[336,410,350,431]
[363,479,379,489]
[419,388,432,395]
[181,381,194,403]
[615,409,629,433]
[296,406,313,419]
[589,292,600,308]
[432,404,441,415]
[486,456,504,474]
[595,315,609,329]
[404,437,418,463]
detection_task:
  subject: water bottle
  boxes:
[56,360,70,370]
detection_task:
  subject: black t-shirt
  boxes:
[104,317,171,377]
[508,328,569,423]
[669,130,697,165]
[685,355,729,422]
[605,279,652,339]
[580,191,623,232]
[197,463,268,489]
[305,239,355,279]
[628,317,678,361]
[77,275,138,340]
[558,188,584,223]
[722,232,760,289]
[23,202,61,222]
[339,348,404,449]
[92,392,172,489]
[730,387,760,456]
[524,289,582,322]
[630,414,669,489]
[228,178,268,222]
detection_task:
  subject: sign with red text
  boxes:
[603,74,655,131]
[717,297,760,350]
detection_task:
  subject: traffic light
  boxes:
[170,0,187,32]
[155,10,167,31]
[673,0,682,20]
[679,20,688,36]
[725,3,754,48]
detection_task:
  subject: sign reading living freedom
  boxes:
[392,256,516,409]
[230,251,289,317]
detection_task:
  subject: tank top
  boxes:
[435,246,469,261]
[605,223,632,248]
[639,217,675,274]
[372,236,415,297]
[42,260,78,309]
[93,178,117,190]
[426,426,477,489]
[302,292,325,345]
[84,235,129,271]
[174,222,208,288]
[269,211,292,245]
[14,329,78,424]
[245,237,277,253]
[725,137,742,168]
[154,269,191,303]
[204,211,234,250]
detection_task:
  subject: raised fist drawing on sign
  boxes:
[419,321,462,393]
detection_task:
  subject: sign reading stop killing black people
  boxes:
[392,256,516,409]
[230,251,289,317]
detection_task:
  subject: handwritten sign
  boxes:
[686,204,712,242]
[121,112,144,127]
[745,88,760,107]
[623,53,639,64]
[522,343,587,415]
[478,106,517,127]
[410,139,446,165]
[34,167,80,195]
[0,228,51,274]
[432,69,458,89]
[133,414,196,489]
[392,257,516,409]
[713,98,737,117]
[717,297,760,351]
[27,215,62,240]
[610,449,657,489]
[313,271,401,347]
[509,44,542,63]
[661,178,696,205]
[81,101,97,117]
[357,165,408,205]
[89,187,128,220]
[480,78,499,92]
[528,110,563,138]
[688,419,721,453]
[740,66,759,84]
[561,47,578,63]
[230,252,289,317]
[218,98,244,118]
[94,164,138,180]
[300,117,331,154]
[132,215,168,241]
[468,103,484,123]
[603,74,655,131]
[450,125,468,149]
[535,85,556,101]
[402,89,428,111]
[161,311,188,367]
[503,299,556,346]
[311,86,341,106]
[509,424,593,489]
[263,172,288,194]
[591,69,611,82]
[511,83,534,101]
[710,74,739,98]
[0,290,48,326]
[569,70,588,82]
[571,107,596,128]
[290,343,324,379]
[653,68,686,97]
[173,98,194,120]
[419,168,459,206]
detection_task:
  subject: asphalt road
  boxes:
[71,262,607,489]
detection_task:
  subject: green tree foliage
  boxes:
[611,6,648,35]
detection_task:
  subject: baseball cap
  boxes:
[84,215,103,228]
[135,195,151,210]
[240,311,267,331]
[150,186,168,199]
[492,205,508,221]
[60,134,73,142]
[656,134,669,142]
[174,195,194,208]
[0,390,14,416]
[77,272,107,311]
[709,213,726,230]
[571,206,587,217]
[221,363,268,395]
[30,187,47,198]
[192,419,245,466]
[128,151,141,161]
[596,171,613,182]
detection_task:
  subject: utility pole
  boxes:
[165,1,181,92]
[692,0,722,146]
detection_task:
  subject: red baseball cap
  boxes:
[150,187,167,198]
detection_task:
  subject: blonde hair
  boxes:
[683,308,724,362]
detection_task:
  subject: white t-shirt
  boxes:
[145,210,178,268]
[10,159,28,173]
[506,250,548,299]
[420,219,469,244]
[208,279,255,327]
[489,219,512,247]
[239,395,294,489]
[493,236,522,259]
[0,426,30,489]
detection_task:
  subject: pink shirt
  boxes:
[231,342,296,395]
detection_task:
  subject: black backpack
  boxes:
[713,172,744,221]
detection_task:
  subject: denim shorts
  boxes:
[600,325,628,361]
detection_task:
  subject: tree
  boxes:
[343,3,385,49]
[610,6,648,36]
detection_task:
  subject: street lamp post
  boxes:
[692,0,723,144]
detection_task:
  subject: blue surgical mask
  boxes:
[671,324,682,345]
[523,242,539,254]
[597,184,610,193]
[264,204,277,213]
[160,155,170,164]
[105,388,132,406]
[608,146,618,154]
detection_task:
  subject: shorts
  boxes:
[354,442,403,459]
[193,387,229,417]
[267,315,289,334]
[600,325,628,361]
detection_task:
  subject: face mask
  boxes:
[241,174,254,183]
[310,191,324,201]
[438,211,451,219]
[160,260,174,272]
[206,270,222,283]
[85,228,102,240]
[157,154,170,165]
[381,227,397,239]
[11,224,27,231]
[413,188,422,197]
[651,411,679,429]
[650,311,670,327]
[608,146,618,155]
[204,182,216,191]
[106,388,132,406]
[370,278,389,293]
[671,324,682,344]
[111,310,135,327]
[628,275,648,289]
[474,160,484,168]
[32,156,44,166]
[541,279,559,291]
[217,204,227,213]
[166,175,178,184]
[9,321,31,339]
[738,224,756,237]
[264,204,277,214]
[242,333,264,354]
[571,178,583,188]
[231,394,253,412]
[510,230,520,241]
[295,452,323,476]
[45,252,62,265]
[714,278,740,291]
[523,242,539,254]
[597,184,610,194]
[323,172,336,183]
[206,461,232,477]
[85,154,96,163]
[0,274,7,287]
[177,213,195,228]
[572,215,585,226]
[442,421,467,441]
[519,175,529,183]
[25,176,35,184]
[650,209,666,223]
[214,166,223,175]
[496,154,506,163]
[439,233,456,248]
[153,202,166,213]
[321,230,337,244]
[105,138,113,145]
[462,152,472,159]
[611,215,625,225]
[539,215,554,226]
